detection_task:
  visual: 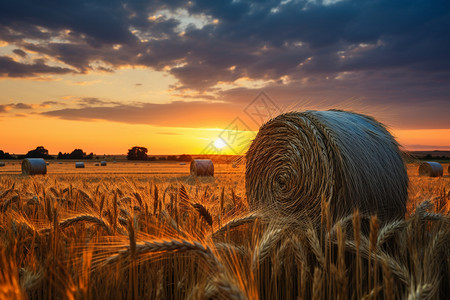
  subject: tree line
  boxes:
[0,146,192,162]
[0,146,95,160]
[126,146,192,162]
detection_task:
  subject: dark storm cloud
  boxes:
[0,56,74,77]
[0,0,449,128]
[1,0,448,84]
[0,0,138,45]
[12,49,27,57]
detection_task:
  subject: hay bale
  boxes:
[22,158,47,175]
[95,163,100,166]
[101,161,107,166]
[190,159,214,177]
[75,162,85,168]
[0,162,5,167]
[419,162,443,177]
[245,110,408,223]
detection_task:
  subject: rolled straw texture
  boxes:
[419,162,443,177]
[190,159,214,177]
[75,162,85,168]
[245,110,408,223]
[22,158,47,175]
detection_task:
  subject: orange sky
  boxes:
[0,90,449,155]
[0,67,448,155]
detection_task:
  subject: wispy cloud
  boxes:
[41,101,241,128]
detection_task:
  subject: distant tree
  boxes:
[26,146,51,159]
[69,149,85,159]
[57,152,69,159]
[167,155,177,161]
[57,150,93,159]
[0,150,13,159]
[127,146,148,160]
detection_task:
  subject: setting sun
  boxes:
[213,138,227,149]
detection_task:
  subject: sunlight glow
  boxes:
[214,138,226,149]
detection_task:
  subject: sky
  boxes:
[0,0,449,155]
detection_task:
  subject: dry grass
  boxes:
[0,164,448,299]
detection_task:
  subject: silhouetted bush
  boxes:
[26,146,53,159]
[127,146,148,161]
[0,150,13,159]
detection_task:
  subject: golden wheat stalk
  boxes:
[306,227,325,267]
[344,239,409,285]
[103,238,216,266]
[377,219,406,246]
[1,195,20,212]
[0,183,15,199]
[213,213,259,237]
[192,203,213,226]
[252,228,282,270]
[40,215,113,235]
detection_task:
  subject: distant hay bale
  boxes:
[75,162,85,168]
[246,110,408,224]
[190,159,214,177]
[419,162,443,177]
[22,158,47,175]
[0,162,5,167]
[101,161,107,166]
[180,162,186,165]
[95,163,100,166]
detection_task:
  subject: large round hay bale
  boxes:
[0,162,5,167]
[419,162,443,177]
[246,110,408,223]
[101,161,107,166]
[75,162,85,168]
[190,159,214,177]
[22,158,47,175]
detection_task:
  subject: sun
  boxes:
[214,138,226,149]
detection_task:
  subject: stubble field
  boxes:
[0,161,449,299]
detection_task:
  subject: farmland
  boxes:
[0,161,449,299]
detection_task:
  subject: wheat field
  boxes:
[0,161,449,299]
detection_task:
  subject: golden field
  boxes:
[0,161,449,299]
